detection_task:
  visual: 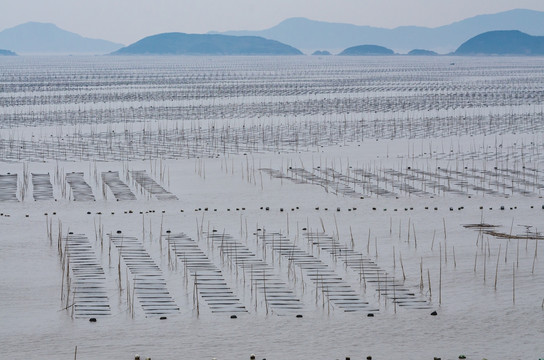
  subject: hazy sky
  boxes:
[2,0,544,44]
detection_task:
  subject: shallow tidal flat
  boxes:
[1,56,543,359]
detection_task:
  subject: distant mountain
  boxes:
[312,50,331,55]
[339,45,394,56]
[0,22,123,54]
[112,33,302,55]
[0,49,16,56]
[218,9,544,53]
[408,49,438,56]
[455,30,544,55]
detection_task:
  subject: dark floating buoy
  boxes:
[296,314,303,318]
[337,207,341,212]
[86,211,91,214]
[166,230,171,234]
[431,311,438,316]
[230,315,237,319]
[366,356,372,360]
[302,227,307,231]
[69,231,73,235]
[89,317,97,322]
[458,355,466,359]
[367,313,374,317]
[116,230,122,234]
[160,316,167,320]
[250,354,256,360]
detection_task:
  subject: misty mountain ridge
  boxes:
[217,9,544,53]
[0,22,124,54]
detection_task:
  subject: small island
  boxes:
[455,30,544,55]
[408,49,438,56]
[0,49,17,56]
[312,50,331,56]
[338,45,394,56]
[112,33,303,55]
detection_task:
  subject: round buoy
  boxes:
[89,317,97,322]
